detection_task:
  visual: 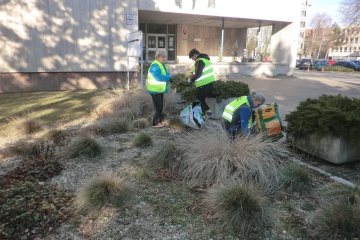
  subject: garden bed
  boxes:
[1,90,359,239]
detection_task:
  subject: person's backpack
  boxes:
[180,101,204,129]
[254,102,283,139]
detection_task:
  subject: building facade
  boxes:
[329,26,360,60]
[0,0,302,92]
[297,0,311,58]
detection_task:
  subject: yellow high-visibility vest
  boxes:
[192,58,215,87]
[147,60,167,93]
[222,96,252,127]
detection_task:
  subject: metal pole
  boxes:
[220,17,224,62]
[255,21,261,61]
[127,57,130,90]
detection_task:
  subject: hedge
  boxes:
[285,94,360,143]
[170,73,250,103]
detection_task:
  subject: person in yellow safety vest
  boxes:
[188,48,216,118]
[147,50,172,128]
[222,90,265,135]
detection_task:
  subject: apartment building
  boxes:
[329,26,360,60]
[297,0,312,58]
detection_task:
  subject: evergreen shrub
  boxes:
[285,94,360,143]
[170,73,250,103]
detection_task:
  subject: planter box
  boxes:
[288,133,360,164]
[205,97,236,120]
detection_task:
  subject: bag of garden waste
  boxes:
[180,101,204,129]
[254,102,283,139]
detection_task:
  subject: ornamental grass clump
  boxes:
[206,180,275,235]
[179,127,287,188]
[133,118,149,129]
[167,115,185,130]
[92,89,153,119]
[279,163,311,191]
[42,129,67,145]
[3,139,56,160]
[74,175,134,214]
[68,136,102,158]
[313,183,360,239]
[97,117,132,135]
[285,94,360,143]
[8,116,43,135]
[132,131,153,148]
[147,141,186,175]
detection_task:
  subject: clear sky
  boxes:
[307,0,343,25]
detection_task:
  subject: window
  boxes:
[354,47,357,52]
[300,21,305,28]
[344,47,347,52]
[355,37,359,43]
[301,10,307,17]
[340,47,343,52]
[299,32,304,38]
[349,47,352,52]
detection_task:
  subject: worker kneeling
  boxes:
[222,90,265,136]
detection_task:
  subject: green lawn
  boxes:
[0,90,107,134]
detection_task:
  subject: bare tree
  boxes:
[339,0,360,26]
[304,13,332,59]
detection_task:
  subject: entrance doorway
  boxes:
[146,34,176,63]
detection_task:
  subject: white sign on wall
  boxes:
[127,31,143,57]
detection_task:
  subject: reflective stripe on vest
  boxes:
[222,96,252,127]
[193,58,215,87]
[147,60,167,93]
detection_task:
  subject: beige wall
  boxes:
[0,0,138,73]
[0,72,138,93]
[176,24,243,63]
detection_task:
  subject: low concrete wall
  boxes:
[167,62,292,78]
[289,133,360,164]
[0,72,138,92]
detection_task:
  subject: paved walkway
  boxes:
[236,70,360,126]
[231,70,360,184]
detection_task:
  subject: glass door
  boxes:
[146,34,167,62]
[167,35,176,62]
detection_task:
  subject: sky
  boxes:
[307,0,343,25]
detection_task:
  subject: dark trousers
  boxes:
[151,93,164,126]
[196,82,214,114]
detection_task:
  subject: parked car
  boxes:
[351,60,360,65]
[299,59,313,70]
[355,65,360,71]
[313,59,329,69]
[332,60,359,70]
[296,59,301,68]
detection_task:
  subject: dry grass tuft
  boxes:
[42,129,67,145]
[147,141,185,175]
[8,116,43,135]
[132,131,152,148]
[163,90,179,115]
[92,89,153,119]
[74,175,134,215]
[167,115,185,130]
[2,139,56,159]
[280,163,311,191]
[67,136,103,158]
[178,127,287,188]
[206,180,276,235]
[313,183,360,239]
[133,118,149,129]
[179,128,287,188]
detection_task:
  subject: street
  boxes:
[239,69,360,125]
